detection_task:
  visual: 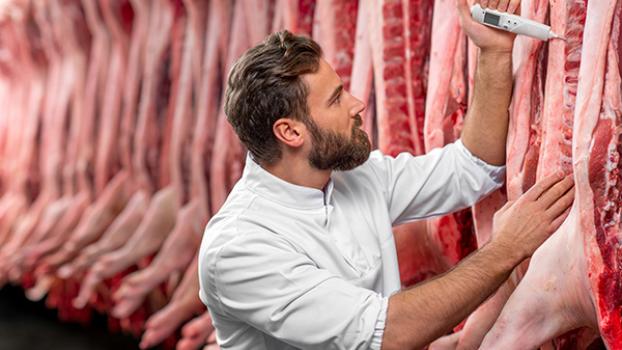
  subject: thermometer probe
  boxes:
[471,4,563,41]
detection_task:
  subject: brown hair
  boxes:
[224,30,322,164]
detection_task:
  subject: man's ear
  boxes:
[273,118,305,148]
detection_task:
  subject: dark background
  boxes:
[0,285,142,350]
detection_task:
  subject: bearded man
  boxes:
[198,1,575,349]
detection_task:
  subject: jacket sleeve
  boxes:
[366,139,505,226]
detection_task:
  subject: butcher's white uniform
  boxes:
[199,140,505,349]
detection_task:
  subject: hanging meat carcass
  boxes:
[0,0,621,349]
[480,1,622,348]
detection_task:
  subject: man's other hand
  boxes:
[491,172,575,261]
[456,0,520,53]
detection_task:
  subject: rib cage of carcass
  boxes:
[0,0,620,349]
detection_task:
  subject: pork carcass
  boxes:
[443,0,551,347]
[367,0,445,288]
[209,0,253,213]
[72,0,181,312]
[31,0,132,281]
[423,0,476,273]
[176,312,219,350]
[139,253,206,349]
[312,0,357,91]
[348,0,375,138]
[58,0,152,281]
[9,0,92,284]
[110,0,209,320]
[0,0,79,283]
[480,1,622,348]
[272,0,316,36]
[0,3,46,278]
[136,1,232,346]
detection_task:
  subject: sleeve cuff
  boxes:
[370,297,389,350]
[455,139,506,185]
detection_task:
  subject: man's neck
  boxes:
[261,156,331,191]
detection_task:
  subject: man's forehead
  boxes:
[303,58,341,104]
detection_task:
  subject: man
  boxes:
[198,0,575,349]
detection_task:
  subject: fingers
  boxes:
[480,0,516,12]
[487,0,499,8]
[545,184,575,220]
[498,199,515,213]
[522,172,565,201]
[507,0,520,14]
[538,175,574,209]
[497,0,510,12]
[548,205,572,233]
[457,0,484,35]
[456,0,472,23]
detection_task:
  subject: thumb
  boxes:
[456,0,471,23]
[456,0,478,30]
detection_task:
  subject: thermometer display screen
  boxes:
[484,12,501,26]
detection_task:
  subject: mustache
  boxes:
[353,114,363,128]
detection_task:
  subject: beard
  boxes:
[306,114,371,171]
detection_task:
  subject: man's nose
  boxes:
[348,91,366,116]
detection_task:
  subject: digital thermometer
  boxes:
[471,4,563,41]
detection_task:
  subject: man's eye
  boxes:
[333,95,341,105]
